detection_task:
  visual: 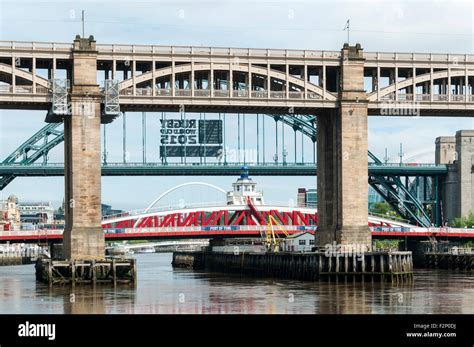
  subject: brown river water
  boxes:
[0,253,473,314]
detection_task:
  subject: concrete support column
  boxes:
[465,66,469,102]
[430,67,434,102]
[11,57,16,92]
[63,35,104,260]
[248,61,252,98]
[322,64,326,100]
[171,59,175,97]
[132,60,136,96]
[191,60,195,97]
[376,65,380,100]
[304,63,308,99]
[32,57,36,94]
[316,43,371,251]
[210,61,214,97]
[112,59,116,80]
[267,63,270,99]
[448,65,451,101]
[152,59,156,96]
[394,66,398,101]
[52,57,56,79]
[229,61,233,97]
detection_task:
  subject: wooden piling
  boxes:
[173,250,413,283]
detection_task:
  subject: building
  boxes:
[102,204,124,217]
[299,186,384,210]
[368,186,385,209]
[0,195,21,231]
[283,232,314,252]
[18,201,55,224]
[297,188,317,208]
[436,130,474,224]
[227,166,265,206]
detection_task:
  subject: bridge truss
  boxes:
[0,111,445,227]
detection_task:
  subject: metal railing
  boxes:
[2,226,474,239]
[379,93,473,102]
[2,40,473,64]
[0,85,50,94]
[368,162,439,167]
[118,87,322,100]
[0,41,73,51]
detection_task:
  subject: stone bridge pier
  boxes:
[63,36,104,260]
[316,44,372,251]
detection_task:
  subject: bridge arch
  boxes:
[0,63,49,88]
[367,69,474,101]
[119,63,337,101]
[133,181,227,227]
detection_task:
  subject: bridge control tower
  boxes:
[227,166,265,206]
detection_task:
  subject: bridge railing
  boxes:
[0,41,73,51]
[0,229,62,237]
[0,161,447,172]
[379,93,472,102]
[368,211,412,225]
[100,162,316,167]
[364,52,474,63]
[104,225,317,234]
[371,226,474,234]
[96,43,341,59]
[0,85,50,95]
[368,162,439,167]
[120,87,316,100]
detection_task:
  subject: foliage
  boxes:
[370,202,402,219]
[451,212,474,228]
[374,239,400,251]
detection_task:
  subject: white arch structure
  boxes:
[133,182,227,227]
[119,63,337,101]
[0,63,49,88]
[368,69,474,101]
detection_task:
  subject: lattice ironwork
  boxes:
[49,79,70,115]
[103,80,120,115]
[368,151,432,227]
[0,122,64,190]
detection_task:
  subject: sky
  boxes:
[0,0,473,211]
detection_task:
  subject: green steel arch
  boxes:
[0,114,435,227]
[0,122,63,190]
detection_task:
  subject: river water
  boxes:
[0,253,473,314]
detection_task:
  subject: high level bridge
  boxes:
[0,36,473,259]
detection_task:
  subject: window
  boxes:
[299,239,306,245]
[309,240,315,245]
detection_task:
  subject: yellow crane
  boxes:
[265,215,289,253]
[245,196,289,253]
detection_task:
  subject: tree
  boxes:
[370,202,402,219]
[451,212,474,228]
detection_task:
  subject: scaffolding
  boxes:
[49,79,70,115]
[103,80,120,115]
